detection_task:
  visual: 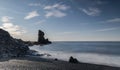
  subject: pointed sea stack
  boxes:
[38,30,51,45]
[0,29,29,58]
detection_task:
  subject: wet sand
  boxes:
[0,56,120,70]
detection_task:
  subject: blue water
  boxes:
[30,41,120,67]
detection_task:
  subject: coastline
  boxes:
[0,56,120,70]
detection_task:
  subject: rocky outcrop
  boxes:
[0,29,29,58]
[38,30,51,44]
[24,30,51,46]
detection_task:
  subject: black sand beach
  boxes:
[0,56,120,70]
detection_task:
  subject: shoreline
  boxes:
[30,45,120,68]
[0,56,120,70]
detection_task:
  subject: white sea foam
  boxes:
[30,45,120,67]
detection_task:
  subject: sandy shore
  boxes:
[0,56,120,70]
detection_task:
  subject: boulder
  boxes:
[0,29,29,58]
[69,56,79,63]
[54,58,58,61]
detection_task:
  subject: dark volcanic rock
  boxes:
[69,56,79,63]
[24,30,51,46]
[0,29,29,58]
[38,30,51,44]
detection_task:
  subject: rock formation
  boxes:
[38,30,51,44]
[0,29,29,58]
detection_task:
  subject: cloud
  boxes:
[0,16,26,36]
[24,11,39,20]
[44,4,70,18]
[80,7,101,16]
[45,10,66,18]
[1,16,13,23]
[95,27,119,32]
[44,4,69,10]
[101,18,120,23]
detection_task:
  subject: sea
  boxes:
[30,41,120,67]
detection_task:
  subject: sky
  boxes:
[0,0,120,41]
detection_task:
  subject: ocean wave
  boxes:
[30,45,120,67]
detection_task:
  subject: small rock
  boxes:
[69,56,79,63]
[55,58,58,61]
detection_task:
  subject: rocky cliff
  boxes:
[0,29,29,58]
